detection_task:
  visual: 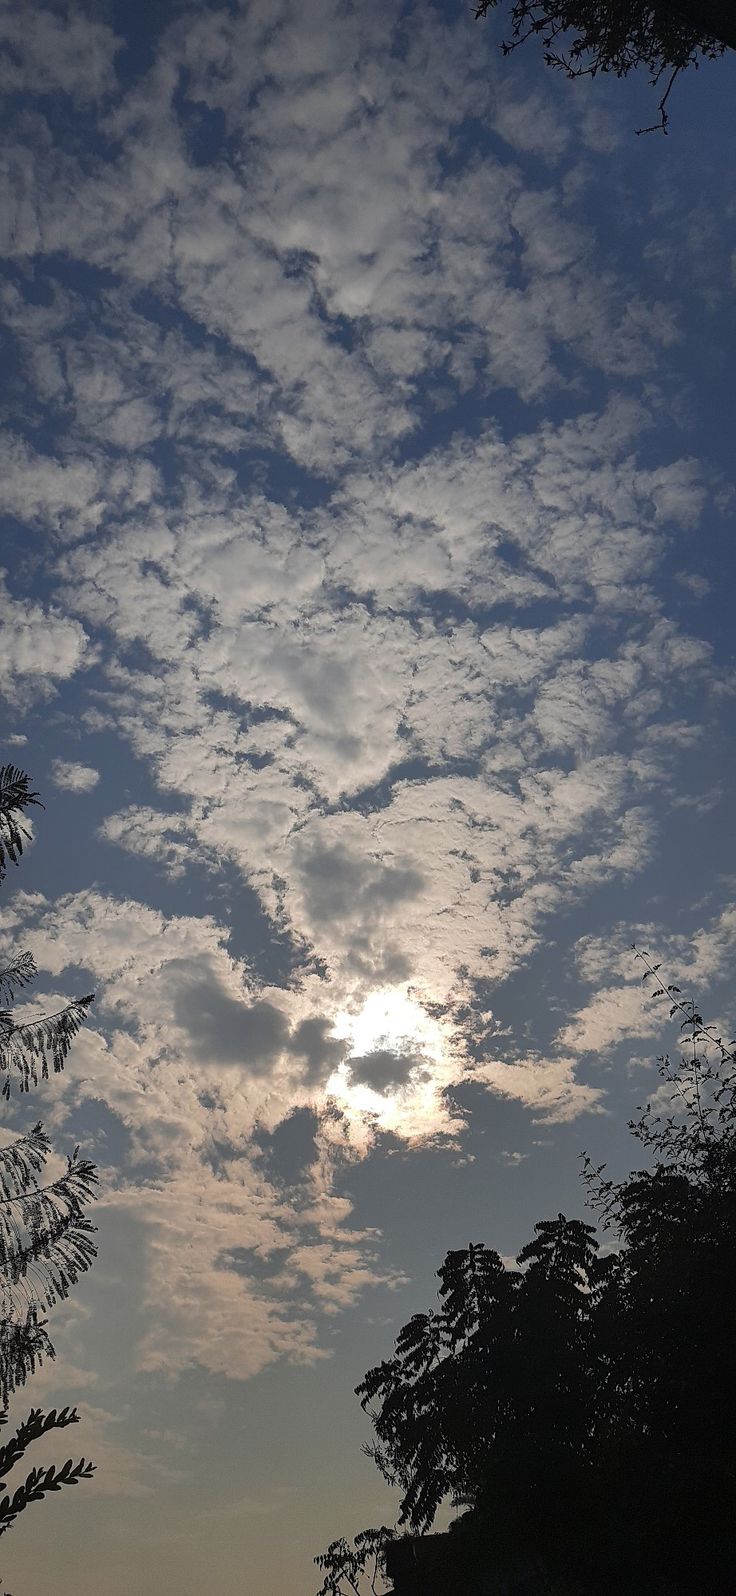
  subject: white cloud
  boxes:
[472,1053,604,1123]
[556,982,659,1057]
[1,0,687,481]
[0,7,121,102]
[1,10,733,1596]
[99,806,208,878]
[1,887,407,1378]
[50,759,100,793]
[0,0,731,1407]
[0,570,93,701]
[0,432,158,538]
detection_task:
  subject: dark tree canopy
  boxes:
[475,1,735,131]
[318,957,736,1594]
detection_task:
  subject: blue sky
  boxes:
[1,2,735,1592]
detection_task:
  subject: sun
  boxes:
[325,985,455,1136]
[333,986,446,1062]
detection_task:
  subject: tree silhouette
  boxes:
[474,1,736,132]
[0,764,98,1565]
[0,1408,94,1543]
[314,1527,395,1595]
[319,957,736,1594]
[1,766,94,1100]
[0,1123,99,1407]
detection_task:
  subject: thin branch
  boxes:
[632,946,735,1063]
[635,64,681,134]
[0,1171,97,1207]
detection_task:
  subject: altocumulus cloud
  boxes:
[1,2,735,1588]
[50,759,100,793]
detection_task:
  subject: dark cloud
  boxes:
[172,965,346,1082]
[348,1048,425,1094]
[174,979,289,1072]
[287,1016,348,1084]
[254,1107,321,1184]
[299,841,424,925]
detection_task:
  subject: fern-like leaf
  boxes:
[0,953,37,1007]
[0,1455,95,1538]
[0,1406,80,1488]
[0,1130,98,1404]
[3,1216,98,1310]
[0,1150,98,1300]
[0,1126,50,1203]
[0,768,42,881]
[0,1312,54,1409]
[0,996,95,1097]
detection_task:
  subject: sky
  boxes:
[1,1,735,1592]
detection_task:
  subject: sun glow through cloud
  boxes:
[327,987,458,1136]
[334,987,447,1064]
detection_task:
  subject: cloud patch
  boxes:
[50,759,100,793]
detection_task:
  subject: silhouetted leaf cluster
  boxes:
[0,956,36,1010]
[0,764,98,1563]
[0,766,94,1098]
[314,1526,395,1595]
[0,996,95,1100]
[0,1121,98,1406]
[0,769,41,883]
[357,1220,619,1538]
[474,0,733,131]
[0,1407,94,1538]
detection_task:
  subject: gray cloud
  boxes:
[348,1048,426,1094]
[170,966,346,1084]
[287,1017,347,1085]
[298,840,425,926]
[174,980,290,1071]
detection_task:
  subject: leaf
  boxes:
[0,954,37,1007]
[0,995,95,1096]
[0,767,42,881]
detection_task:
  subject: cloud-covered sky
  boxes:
[1,2,735,1591]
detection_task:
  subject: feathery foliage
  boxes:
[0,1123,98,1290]
[0,1407,94,1539]
[0,955,36,1010]
[0,997,95,1100]
[0,769,41,883]
[0,763,94,1098]
[0,1125,99,1405]
[0,761,99,1562]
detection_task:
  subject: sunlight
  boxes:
[333,986,447,1063]
[325,986,454,1137]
